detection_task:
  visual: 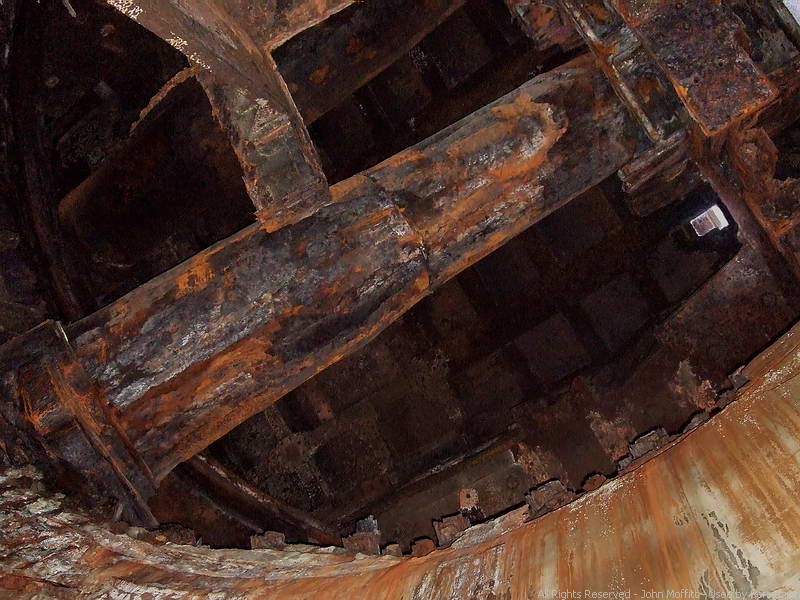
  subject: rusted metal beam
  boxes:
[729,127,800,279]
[560,0,796,236]
[69,185,430,482]
[180,454,342,546]
[758,56,800,138]
[108,0,358,53]
[609,0,778,135]
[236,0,358,51]
[0,322,158,525]
[274,0,465,123]
[503,0,582,52]
[16,0,796,523]
[105,1,260,88]
[694,56,800,290]
[364,56,638,286]
[2,56,638,516]
[56,76,257,311]
[91,57,635,480]
[4,317,800,595]
[557,0,691,195]
[559,0,684,144]
[196,64,329,231]
[106,0,330,231]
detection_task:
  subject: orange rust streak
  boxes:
[9,330,800,598]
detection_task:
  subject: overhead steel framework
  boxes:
[1,0,800,539]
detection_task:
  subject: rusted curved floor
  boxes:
[3,322,800,598]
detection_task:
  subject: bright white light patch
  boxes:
[783,0,800,25]
[690,205,729,237]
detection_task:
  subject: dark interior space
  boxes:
[202,174,793,550]
[775,119,800,180]
[5,0,260,320]
[280,0,583,183]
[3,0,800,569]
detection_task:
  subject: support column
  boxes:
[106,0,331,231]
[3,55,639,517]
[62,56,637,486]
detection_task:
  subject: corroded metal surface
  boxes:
[611,0,778,135]
[0,44,641,519]
[107,0,332,231]
[4,0,800,543]
[3,319,800,598]
[0,56,638,508]
[504,0,582,51]
[275,0,465,123]
[70,188,430,481]
[22,0,800,516]
[558,0,690,195]
[728,54,800,279]
[733,128,800,253]
[235,0,359,51]
[560,0,683,143]
[1,322,158,526]
[180,454,342,546]
[366,55,638,286]
[197,68,330,232]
